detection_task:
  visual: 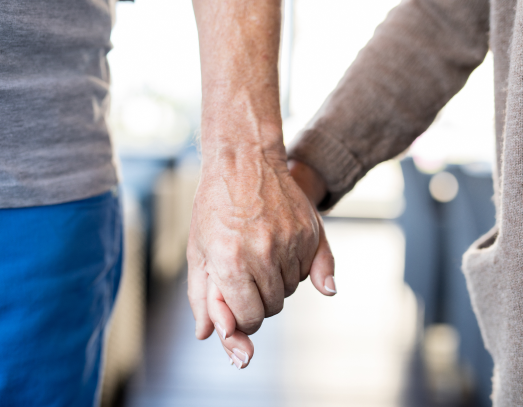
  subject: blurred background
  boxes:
[102,0,497,406]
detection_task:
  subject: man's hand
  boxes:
[188,0,335,365]
[188,151,336,336]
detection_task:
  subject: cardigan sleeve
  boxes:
[287,0,490,210]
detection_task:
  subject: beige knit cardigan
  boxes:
[288,0,523,404]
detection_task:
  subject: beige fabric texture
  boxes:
[288,0,523,405]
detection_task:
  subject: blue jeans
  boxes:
[0,190,123,407]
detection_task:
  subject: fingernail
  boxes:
[231,353,243,370]
[324,276,337,294]
[229,357,233,365]
[232,348,249,364]
[215,322,226,340]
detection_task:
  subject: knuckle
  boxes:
[260,241,274,260]
[294,224,315,248]
[265,301,284,318]
[210,245,244,282]
[186,243,205,268]
[306,225,319,243]
[254,231,275,260]
[238,317,263,335]
[284,281,299,298]
[217,242,243,263]
[218,266,244,283]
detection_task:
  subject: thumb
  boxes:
[207,276,237,340]
[309,214,336,296]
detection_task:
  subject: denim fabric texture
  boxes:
[0,190,123,407]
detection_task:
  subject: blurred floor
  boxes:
[125,219,417,407]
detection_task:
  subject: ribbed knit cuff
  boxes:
[287,128,364,211]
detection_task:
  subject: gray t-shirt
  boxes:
[0,0,118,208]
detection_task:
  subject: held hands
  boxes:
[190,0,333,370]
[187,151,336,369]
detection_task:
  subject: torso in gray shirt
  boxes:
[0,0,118,208]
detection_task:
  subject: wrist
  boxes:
[200,94,285,165]
[201,144,288,179]
[200,78,282,141]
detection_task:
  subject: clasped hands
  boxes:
[187,149,336,369]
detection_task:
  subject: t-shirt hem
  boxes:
[0,168,119,209]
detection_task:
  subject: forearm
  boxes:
[193,0,284,165]
[288,0,489,210]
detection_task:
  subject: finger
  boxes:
[309,215,336,296]
[281,256,300,298]
[220,330,255,370]
[213,271,266,335]
[207,276,236,340]
[298,213,320,283]
[187,254,214,340]
[252,266,286,318]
